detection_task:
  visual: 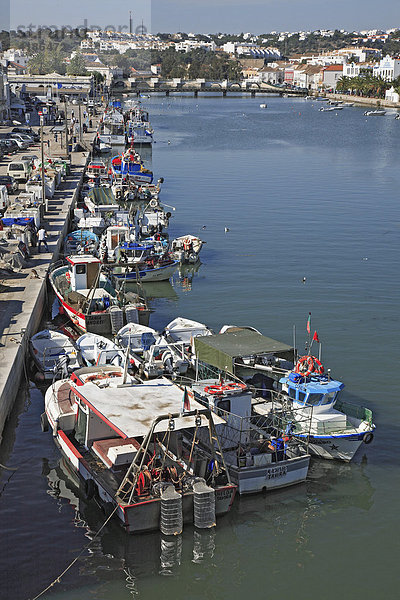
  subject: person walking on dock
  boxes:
[38,227,49,253]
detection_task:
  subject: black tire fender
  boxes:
[40,412,49,433]
[363,432,374,445]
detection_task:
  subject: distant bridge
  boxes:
[112,79,306,97]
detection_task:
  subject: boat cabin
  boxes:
[280,374,344,411]
[66,255,102,292]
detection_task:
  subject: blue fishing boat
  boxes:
[273,358,375,461]
[111,148,153,184]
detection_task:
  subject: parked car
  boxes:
[0,175,18,194]
[12,126,39,142]
[9,134,31,149]
[1,139,19,154]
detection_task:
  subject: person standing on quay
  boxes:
[38,227,49,253]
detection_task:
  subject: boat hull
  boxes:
[300,431,373,462]
[54,428,236,534]
[227,454,310,495]
[112,262,178,282]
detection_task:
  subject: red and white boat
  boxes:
[48,255,150,334]
[42,373,236,534]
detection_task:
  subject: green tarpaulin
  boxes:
[88,187,117,206]
[194,329,293,374]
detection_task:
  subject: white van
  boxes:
[0,184,9,213]
[7,160,32,182]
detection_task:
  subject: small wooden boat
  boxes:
[364,109,386,116]
[76,333,123,366]
[170,235,204,264]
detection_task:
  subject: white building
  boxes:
[2,48,29,68]
[373,55,400,81]
[385,86,400,102]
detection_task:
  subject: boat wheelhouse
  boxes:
[98,109,126,145]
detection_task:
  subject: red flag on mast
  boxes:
[183,387,190,412]
[306,313,311,334]
[313,331,320,343]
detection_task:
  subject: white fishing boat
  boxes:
[29,329,81,380]
[137,205,171,236]
[86,161,109,182]
[42,376,236,534]
[364,109,386,116]
[191,379,311,495]
[170,235,204,264]
[259,103,267,109]
[98,108,126,145]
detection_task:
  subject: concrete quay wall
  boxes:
[0,121,97,441]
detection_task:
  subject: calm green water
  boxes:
[1,95,399,600]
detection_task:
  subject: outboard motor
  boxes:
[161,350,174,374]
[192,478,216,529]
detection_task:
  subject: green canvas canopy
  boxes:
[194,329,294,374]
[88,187,117,206]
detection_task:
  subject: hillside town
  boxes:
[1,25,400,122]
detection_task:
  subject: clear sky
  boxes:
[4,0,400,34]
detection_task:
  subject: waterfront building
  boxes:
[321,64,343,90]
[373,55,400,81]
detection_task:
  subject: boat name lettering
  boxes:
[216,488,232,499]
[266,466,287,479]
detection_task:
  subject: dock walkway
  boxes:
[0,113,99,440]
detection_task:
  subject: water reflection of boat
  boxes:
[177,262,202,292]
[44,456,219,589]
[125,280,179,300]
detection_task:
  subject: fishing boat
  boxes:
[137,204,171,236]
[364,109,386,116]
[170,235,204,264]
[111,249,179,282]
[111,149,153,185]
[98,108,125,145]
[271,357,375,461]
[42,376,236,534]
[48,255,150,334]
[29,329,81,380]
[319,106,343,112]
[191,379,311,495]
[259,103,267,109]
[86,161,109,182]
[64,230,99,256]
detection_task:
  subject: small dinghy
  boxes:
[116,323,160,354]
[29,329,81,380]
[170,235,204,264]
[164,317,213,345]
[76,333,123,366]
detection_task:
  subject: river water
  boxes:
[1,95,399,600]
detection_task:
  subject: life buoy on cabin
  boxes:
[149,199,158,208]
[204,384,226,395]
[295,355,324,377]
[183,238,191,251]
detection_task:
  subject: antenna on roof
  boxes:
[129,11,133,35]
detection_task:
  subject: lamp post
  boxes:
[39,113,48,212]
[64,97,70,163]
[78,99,82,143]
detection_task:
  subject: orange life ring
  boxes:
[65,272,71,282]
[183,238,191,250]
[135,469,152,496]
[295,355,324,377]
[204,384,226,395]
